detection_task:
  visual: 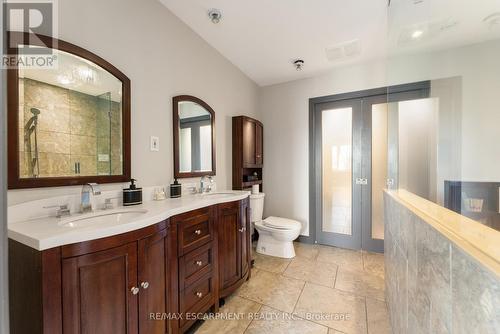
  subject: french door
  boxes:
[311,83,430,252]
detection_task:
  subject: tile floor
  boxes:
[193,242,392,334]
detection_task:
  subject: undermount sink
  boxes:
[201,192,239,197]
[58,208,148,227]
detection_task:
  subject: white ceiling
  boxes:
[160,0,500,86]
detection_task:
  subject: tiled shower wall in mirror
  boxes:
[19,78,122,178]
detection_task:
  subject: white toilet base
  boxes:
[256,233,296,258]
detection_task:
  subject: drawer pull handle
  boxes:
[196,292,203,298]
[141,281,149,289]
[196,260,203,266]
[194,229,202,235]
[239,227,246,233]
[131,287,139,295]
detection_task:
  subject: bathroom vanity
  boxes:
[8,193,251,334]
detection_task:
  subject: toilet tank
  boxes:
[249,193,265,223]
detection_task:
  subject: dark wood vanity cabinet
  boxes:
[62,226,169,334]
[170,206,218,333]
[62,241,140,334]
[9,199,251,334]
[217,199,251,297]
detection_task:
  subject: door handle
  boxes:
[355,178,368,185]
[239,227,246,233]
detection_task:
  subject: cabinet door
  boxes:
[240,199,251,277]
[62,242,138,334]
[138,228,168,334]
[242,119,256,166]
[218,202,241,290]
[255,123,263,166]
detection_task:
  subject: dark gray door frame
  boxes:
[308,81,430,251]
[313,98,363,250]
[1,2,10,331]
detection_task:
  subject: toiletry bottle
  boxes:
[170,179,182,198]
[123,179,143,206]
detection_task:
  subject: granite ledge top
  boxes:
[385,189,500,277]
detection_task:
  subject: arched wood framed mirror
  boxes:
[173,95,216,178]
[7,32,131,189]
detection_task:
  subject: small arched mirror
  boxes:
[173,95,216,178]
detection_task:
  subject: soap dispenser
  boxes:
[170,179,182,198]
[123,178,142,206]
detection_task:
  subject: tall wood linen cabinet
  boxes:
[232,116,263,191]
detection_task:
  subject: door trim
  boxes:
[309,81,430,251]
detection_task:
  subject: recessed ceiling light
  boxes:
[293,59,304,71]
[208,8,222,24]
[411,30,424,39]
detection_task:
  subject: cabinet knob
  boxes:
[131,287,139,295]
[194,229,202,235]
[256,155,261,158]
[196,292,203,298]
[141,281,149,289]
[195,260,203,266]
[239,227,246,233]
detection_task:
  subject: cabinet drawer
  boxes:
[179,274,214,317]
[179,243,213,290]
[177,211,213,255]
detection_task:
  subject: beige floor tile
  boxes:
[316,246,363,271]
[335,266,385,301]
[294,283,367,334]
[327,329,344,334]
[362,251,385,278]
[236,270,305,313]
[253,252,291,273]
[366,298,392,334]
[245,305,329,334]
[195,296,261,334]
[294,242,320,260]
[283,257,338,287]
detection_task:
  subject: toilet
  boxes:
[250,193,302,258]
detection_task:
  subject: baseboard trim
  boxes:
[296,235,315,244]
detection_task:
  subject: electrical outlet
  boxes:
[150,136,159,151]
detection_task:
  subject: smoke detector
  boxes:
[293,59,304,71]
[484,13,500,30]
[208,8,222,24]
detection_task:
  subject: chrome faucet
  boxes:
[43,204,71,218]
[81,183,101,213]
[199,176,214,193]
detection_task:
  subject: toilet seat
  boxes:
[263,216,301,230]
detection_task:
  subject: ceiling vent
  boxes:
[325,40,361,62]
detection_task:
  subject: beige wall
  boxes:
[260,39,500,236]
[8,0,259,204]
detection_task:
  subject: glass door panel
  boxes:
[322,107,353,235]
[371,103,388,240]
[315,99,362,250]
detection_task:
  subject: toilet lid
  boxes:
[263,216,301,230]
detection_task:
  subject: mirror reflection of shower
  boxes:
[24,107,40,177]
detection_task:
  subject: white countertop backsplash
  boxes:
[8,184,248,251]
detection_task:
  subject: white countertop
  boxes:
[8,191,250,251]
